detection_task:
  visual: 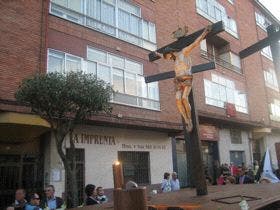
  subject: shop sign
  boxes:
[199,125,219,141]
[74,133,116,145]
[121,143,166,150]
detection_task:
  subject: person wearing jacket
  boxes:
[42,185,64,210]
[25,193,42,210]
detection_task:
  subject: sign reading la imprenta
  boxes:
[74,133,116,145]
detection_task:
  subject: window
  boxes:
[230,53,241,69]
[255,12,271,31]
[52,0,84,13]
[261,46,273,60]
[270,99,280,122]
[196,0,238,38]
[48,51,65,73]
[51,0,84,24]
[48,48,160,110]
[98,64,111,83]
[230,129,242,144]
[201,38,242,73]
[66,55,82,72]
[118,151,150,184]
[87,47,160,110]
[264,69,279,91]
[204,73,248,113]
[48,49,82,73]
[200,39,207,52]
[113,68,124,93]
[50,0,157,51]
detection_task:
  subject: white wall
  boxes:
[46,125,173,196]
[218,128,251,166]
[46,134,66,198]
[264,133,280,169]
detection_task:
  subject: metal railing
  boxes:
[113,92,160,111]
[201,50,242,74]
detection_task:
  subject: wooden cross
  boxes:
[239,25,280,83]
[145,21,225,196]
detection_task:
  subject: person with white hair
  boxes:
[170,172,180,191]
[125,181,138,190]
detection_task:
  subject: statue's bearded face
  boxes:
[164,53,176,61]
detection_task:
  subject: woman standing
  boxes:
[161,172,171,192]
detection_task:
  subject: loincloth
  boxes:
[174,76,193,91]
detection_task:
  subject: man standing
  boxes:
[170,172,180,191]
[236,170,252,184]
[42,185,64,210]
[13,189,27,210]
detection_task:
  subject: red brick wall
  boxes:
[0,0,48,101]
[1,0,279,130]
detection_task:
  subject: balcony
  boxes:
[201,50,242,74]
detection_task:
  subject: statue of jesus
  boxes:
[161,25,212,132]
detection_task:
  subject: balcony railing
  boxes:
[201,50,242,74]
[113,92,160,111]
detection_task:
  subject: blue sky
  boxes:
[259,0,280,21]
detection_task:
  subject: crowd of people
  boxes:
[6,185,64,210]
[7,161,280,209]
[6,184,108,210]
[207,161,277,185]
[214,162,256,185]
[161,161,280,191]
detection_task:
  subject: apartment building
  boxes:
[0,0,279,207]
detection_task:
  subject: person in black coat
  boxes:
[85,184,99,206]
[236,170,253,184]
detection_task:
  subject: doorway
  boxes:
[201,141,219,184]
[0,154,44,209]
[230,151,245,166]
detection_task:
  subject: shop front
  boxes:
[45,125,173,199]
[199,124,220,184]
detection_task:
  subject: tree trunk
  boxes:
[67,168,79,207]
[54,126,79,208]
[67,131,79,208]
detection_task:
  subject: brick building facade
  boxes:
[0,0,279,207]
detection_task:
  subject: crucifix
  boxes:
[239,25,280,82]
[145,21,225,196]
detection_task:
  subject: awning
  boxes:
[0,112,50,127]
[0,112,51,142]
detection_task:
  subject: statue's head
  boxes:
[163,46,179,61]
[163,52,176,61]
